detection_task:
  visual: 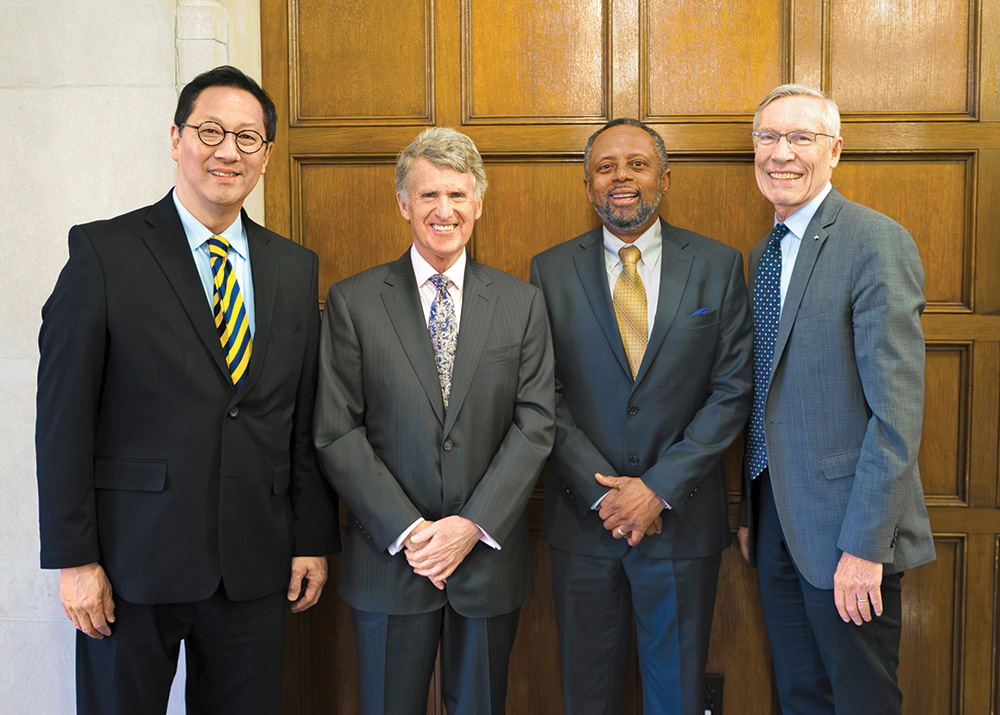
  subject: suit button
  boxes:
[628,455,639,466]
[443,440,454,451]
[628,404,640,415]
[228,406,239,418]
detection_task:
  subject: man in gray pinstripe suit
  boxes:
[738,84,936,714]
[313,127,555,715]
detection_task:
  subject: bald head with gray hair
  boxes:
[753,84,841,138]
[395,127,489,203]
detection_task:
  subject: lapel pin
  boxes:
[813,235,819,240]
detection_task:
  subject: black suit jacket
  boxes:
[313,252,555,618]
[36,191,340,604]
[530,219,752,560]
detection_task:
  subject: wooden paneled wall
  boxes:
[262,1,1000,712]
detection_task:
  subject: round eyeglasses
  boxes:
[181,121,267,154]
[751,130,836,148]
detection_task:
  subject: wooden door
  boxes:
[262,1,1000,712]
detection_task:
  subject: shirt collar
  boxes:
[410,245,467,292]
[777,182,833,240]
[602,219,662,267]
[172,188,248,260]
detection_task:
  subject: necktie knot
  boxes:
[769,223,790,245]
[207,235,230,259]
[429,273,449,294]
[619,244,641,269]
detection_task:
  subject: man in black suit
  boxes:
[35,65,339,714]
[313,127,555,715]
[530,118,753,715]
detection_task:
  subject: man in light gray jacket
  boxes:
[739,84,935,714]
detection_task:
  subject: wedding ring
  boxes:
[857,598,869,604]
[616,527,626,536]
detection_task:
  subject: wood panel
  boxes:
[291,0,432,123]
[472,160,596,278]
[296,161,412,292]
[262,0,1000,712]
[898,535,964,714]
[643,0,788,119]
[922,345,971,505]
[464,0,607,122]
[828,0,975,116]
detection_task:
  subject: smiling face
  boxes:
[397,158,484,272]
[170,85,272,234]
[585,125,670,242]
[754,95,843,222]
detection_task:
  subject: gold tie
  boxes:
[613,244,648,380]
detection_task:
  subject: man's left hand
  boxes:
[833,551,883,625]
[595,473,664,547]
[405,516,481,590]
[287,556,329,613]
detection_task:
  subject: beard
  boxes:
[591,188,663,233]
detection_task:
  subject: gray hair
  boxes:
[583,118,669,182]
[395,127,488,201]
[753,84,841,137]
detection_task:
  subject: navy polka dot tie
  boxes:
[747,223,789,480]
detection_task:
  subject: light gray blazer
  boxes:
[742,187,935,589]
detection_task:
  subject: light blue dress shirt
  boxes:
[775,181,834,312]
[172,189,256,337]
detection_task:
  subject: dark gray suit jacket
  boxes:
[741,187,936,589]
[313,252,555,618]
[531,219,753,560]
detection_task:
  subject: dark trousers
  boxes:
[550,545,721,715]
[352,603,520,715]
[76,585,286,715]
[756,468,903,715]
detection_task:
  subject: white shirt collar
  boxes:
[602,219,662,267]
[410,245,467,291]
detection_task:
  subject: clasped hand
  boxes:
[404,516,481,590]
[595,473,663,547]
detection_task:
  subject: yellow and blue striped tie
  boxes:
[207,236,252,390]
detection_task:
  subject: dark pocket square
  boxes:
[690,308,710,315]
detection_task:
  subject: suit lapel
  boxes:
[443,259,496,436]
[635,220,692,385]
[771,190,842,375]
[573,228,631,379]
[141,192,232,386]
[381,253,446,425]
[239,214,275,397]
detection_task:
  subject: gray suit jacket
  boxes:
[313,252,555,618]
[741,187,936,589]
[531,219,752,560]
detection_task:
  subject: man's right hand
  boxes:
[60,563,115,639]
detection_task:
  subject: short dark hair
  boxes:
[173,65,278,143]
[583,118,669,181]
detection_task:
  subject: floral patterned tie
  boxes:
[428,273,458,408]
